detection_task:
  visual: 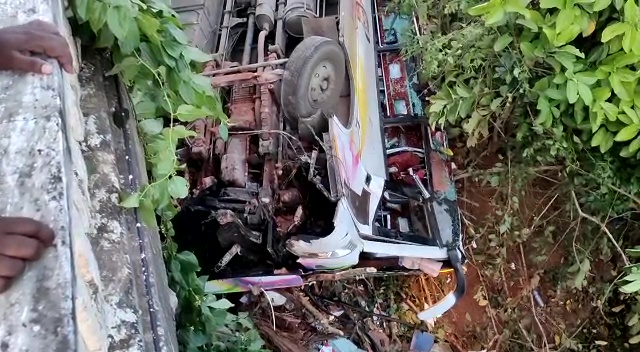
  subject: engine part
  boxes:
[281,36,345,125]
[221,135,249,187]
[256,0,277,31]
[215,244,242,272]
[218,0,236,57]
[284,0,318,37]
[216,209,263,246]
[187,119,212,160]
[279,188,302,207]
[229,83,257,129]
[242,8,256,66]
[258,53,279,154]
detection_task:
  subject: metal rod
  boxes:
[242,11,257,66]
[274,0,286,55]
[202,59,289,76]
[218,0,236,57]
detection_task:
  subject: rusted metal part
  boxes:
[199,176,216,191]
[278,188,302,207]
[255,31,268,141]
[186,119,213,160]
[286,205,305,233]
[221,135,249,187]
[259,53,280,154]
[229,83,256,129]
[202,59,289,76]
[210,69,284,88]
[304,267,377,282]
[214,244,242,272]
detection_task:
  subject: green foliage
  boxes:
[70,0,264,350]
[168,249,266,351]
[466,0,640,159]
[73,0,226,224]
[407,0,640,347]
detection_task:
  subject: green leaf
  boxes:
[567,80,579,103]
[516,17,538,31]
[601,22,630,42]
[543,26,557,45]
[88,2,108,33]
[593,87,612,101]
[168,176,190,199]
[630,334,640,345]
[135,100,157,118]
[137,13,161,44]
[106,57,139,79]
[540,0,564,8]
[555,24,582,46]
[630,136,640,152]
[176,104,212,122]
[163,125,197,139]
[106,6,130,41]
[623,105,640,123]
[575,100,587,123]
[617,68,637,81]
[620,278,640,293]
[120,192,141,208]
[588,44,609,63]
[139,118,164,135]
[601,131,615,152]
[557,45,585,58]
[593,0,613,10]
[207,298,235,310]
[486,8,506,25]
[575,71,598,85]
[577,82,593,106]
[520,42,536,58]
[610,73,633,100]
[623,29,637,53]
[625,0,639,22]
[165,23,189,44]
[138,198,157,228]
[602,101,620,119]
[468,2,495,16]
[118,18,140,54]
[183,46,212,62]
[621,145,636,157]
[175,251,200,272]
[553,52,576,70]
[556,9,575,33]
[592,127,608,146]
[613,53,640,67]
[455,84,472,97]
[615,124,640,141]
[75,0,90,22]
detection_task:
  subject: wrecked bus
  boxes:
[174,0,466,321]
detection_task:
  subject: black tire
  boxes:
[281,36,346,123]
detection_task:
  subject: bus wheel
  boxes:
[281,36,346,124]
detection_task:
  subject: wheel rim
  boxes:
[308,60,336,106]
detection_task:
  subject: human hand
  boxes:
[0,217,55,293]
[0,20,74,75]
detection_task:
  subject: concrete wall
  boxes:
[0,0,178,351]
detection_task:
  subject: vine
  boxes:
[70,0,265,350]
